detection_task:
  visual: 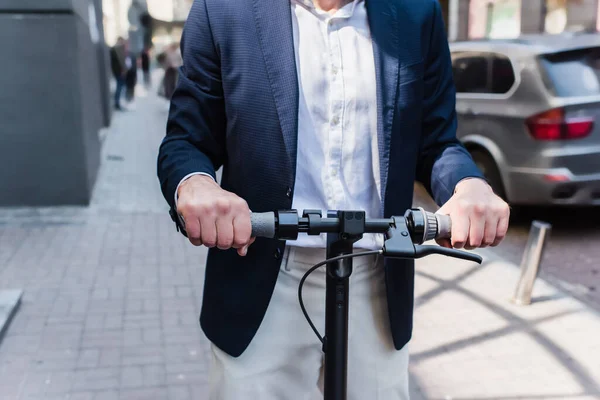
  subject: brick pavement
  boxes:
[0,85,213,400]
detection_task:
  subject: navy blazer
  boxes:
[158,0,484,357]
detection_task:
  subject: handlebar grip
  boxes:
[251,212,277,239]
[435,213,452,240]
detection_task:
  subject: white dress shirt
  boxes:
[177,0,383,250]
[289,0,382,249]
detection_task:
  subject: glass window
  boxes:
[539,47,600,97]
[451,51,516,95]
[452,52,490,94]
[491,54,516,94]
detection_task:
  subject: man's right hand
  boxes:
[176,175,254,256]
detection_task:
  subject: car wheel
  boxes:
[470,149,507,200]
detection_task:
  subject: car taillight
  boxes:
[526,108,594,140]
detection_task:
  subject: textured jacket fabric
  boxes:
[157,0,484,357]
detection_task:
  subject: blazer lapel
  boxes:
[252,0,299,177]
[367,0,400,206]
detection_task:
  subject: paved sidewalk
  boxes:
[0,85,213,400]
[0,81,599,400]
[410,251,600,399]
[411,189,600,399]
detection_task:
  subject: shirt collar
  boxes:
[292,0,363,19]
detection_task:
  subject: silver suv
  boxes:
[451,33,600,206]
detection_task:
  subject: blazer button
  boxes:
[286,187,293,199]
[274,248,282,260]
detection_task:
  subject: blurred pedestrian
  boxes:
[162,42,182,100]
[125,51,138,103]
[109,37,127,111]
[141,45,151,87]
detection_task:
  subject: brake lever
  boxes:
[414,245,483,264]
[382,216,482,264]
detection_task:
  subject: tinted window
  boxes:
[491,55,516,94]
[452,53,490,93]
[540,47,600,97]
[452,51,516,95]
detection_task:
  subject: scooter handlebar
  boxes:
[250,212,277,239]
[250,209,452,242]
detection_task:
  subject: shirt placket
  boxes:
[326,17,346,207]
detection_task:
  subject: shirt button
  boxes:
[331,169,338,176]
[332,116,340,125]
[332,66,338,75]
[286,187,293,198]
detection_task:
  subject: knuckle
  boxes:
[194,202,213,216]
[186,228,201,240]
[232,197,249,210]
[470,237,483,247]
[472,203,486,216]
[215,198,232,214]
[176,201,192,215]
[453,238,467,247]
[452,234,467,246]
[233,238,247,248]
[483,233,497,244]
[189,238,202,247]
[219,233,234,245]
[202,236,217,248]
[494,203,509,215]
[453,229,468,242]
[457,199,471,211]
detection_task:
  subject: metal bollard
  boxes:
[511,221,552,306]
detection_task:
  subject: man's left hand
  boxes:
[436,178,510,250]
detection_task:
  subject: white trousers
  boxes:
[208,246,410,400]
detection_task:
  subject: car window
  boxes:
[491,54,516,94]
[452,52,490,94]
[540,47,600,97]
[451,51,516,95]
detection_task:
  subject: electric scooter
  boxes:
[250,208,482,400]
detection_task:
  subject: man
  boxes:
[162,42,183,100]
[109,37,127,111]
[141,45,151,87]
[157,0,510,399]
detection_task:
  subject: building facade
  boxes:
[102,0,192,46]
[452,0,600,41]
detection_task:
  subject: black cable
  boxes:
[298,250,383,344]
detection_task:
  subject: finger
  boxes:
[232,213,252,249]
[436,238,452,249]
[482,215,499,247]
[190,237,203,246]
[200,216,217,248]
[182,214,203,247]
[216,217,234,250]
[450,211,470,249]
[492,212,509,247]
[466,206,486,249]
[237,237,256,257]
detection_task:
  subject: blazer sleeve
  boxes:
[157,0,226,211]
[415,0,485,206]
